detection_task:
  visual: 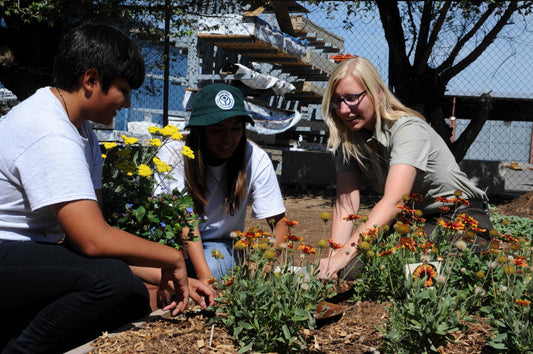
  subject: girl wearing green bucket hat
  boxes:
[155,84,288,282]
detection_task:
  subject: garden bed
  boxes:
[84,190,532,353]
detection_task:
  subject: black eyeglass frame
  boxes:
[330,90,367,110]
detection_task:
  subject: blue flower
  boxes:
[126,203,133,209]
[160,222,166,228]
[187,207,193,213]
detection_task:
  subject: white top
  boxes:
[0,87,102,243]
[155,139,285,241]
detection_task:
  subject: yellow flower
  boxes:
[264,250,277,259]
[101,153,107,159]
[150,138,162,147]
[317,239,329,248]
[320,212,331,222]
[121,135,138,145]
[171,131,183,141]
[396,223,411,235]
[503,265,515,275]
[160,124,179,136]
[358,241,371,250]
[148,126,160,134]
[152,157,171,173]
[103,142,117,150]
[182,145,195,159]
[234,240,247,250]
[138,164,152,177]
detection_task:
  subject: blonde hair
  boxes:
[322,57,424,165]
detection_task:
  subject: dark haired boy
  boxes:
[0,23,213,353]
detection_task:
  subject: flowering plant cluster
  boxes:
[208,218,336,352]
[101,125,198,250]
[338,191,533,353]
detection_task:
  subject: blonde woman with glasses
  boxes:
[317,57,493,279]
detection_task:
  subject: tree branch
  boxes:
[405,2,418,59]
[413,0,433,71]
[441,0,518,84]
[376,1,410,69]
[436,1,498,74]
[417,0,451,74]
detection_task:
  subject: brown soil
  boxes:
[87,190,533,353]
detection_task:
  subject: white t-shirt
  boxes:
[155,139,285,241]
[0,87,101,243]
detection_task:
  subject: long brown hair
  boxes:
[183,124,248,217]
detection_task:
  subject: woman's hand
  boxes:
[317,252,351,279]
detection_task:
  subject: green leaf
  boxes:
[282,324,290,340]
[132,206,146,222]
[237,321,253,330]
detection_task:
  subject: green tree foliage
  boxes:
[0,0,267,99]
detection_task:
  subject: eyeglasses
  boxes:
[330,90,367,110]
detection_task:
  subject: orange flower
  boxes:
[285,234,303,242]
[283,217,299,226]
[206,277,216,285]
[328,238,343,249]
[438,219,464,231]
[343,214,361,221]
[513,256,528,267]
[299,244,317,254]
[455,198,469,207]
[397,205,416,214]
[410,193,423,204]
[500,233,518,243]
[378,247,397,257]
[435,196,452,203]
[224,278,234,287]
[418,241,435,251]
[399,237,416,251]
[438,206,451,213]
[516,299,531,306]
[412,264,437,287]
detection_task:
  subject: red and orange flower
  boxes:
[328,238,343,249]
[412,264,437,287]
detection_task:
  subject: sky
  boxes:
[301,1,533,99]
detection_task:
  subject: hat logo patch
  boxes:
[215,90,235,110]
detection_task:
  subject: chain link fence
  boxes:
[95,2,532,198]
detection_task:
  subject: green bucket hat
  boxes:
[187,84,255,127]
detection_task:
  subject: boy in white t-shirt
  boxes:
[0,22,213,353]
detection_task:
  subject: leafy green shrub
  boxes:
[340,192,533,353]
[209,220,336,353]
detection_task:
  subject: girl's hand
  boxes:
[160,262,190,316]
[188,278,216,308]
